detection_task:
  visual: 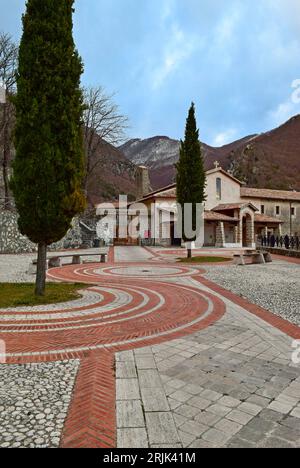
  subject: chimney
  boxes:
[136,166,152,200]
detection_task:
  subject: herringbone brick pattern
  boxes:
[61,351,115,448]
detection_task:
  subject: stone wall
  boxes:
[0,211,83,254]
[0,211,36,253]
[260,247,300,259]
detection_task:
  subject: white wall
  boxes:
[205,172,242,210]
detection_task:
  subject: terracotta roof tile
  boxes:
[254,213,283,224]
[213,203,258,212]
[204,211,239,222]
[241,187,300,201]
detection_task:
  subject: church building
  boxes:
[131,164,300,248]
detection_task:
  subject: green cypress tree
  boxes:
[11,0,86,295]
[176,103,206,258]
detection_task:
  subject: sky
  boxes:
[1,0,300,146]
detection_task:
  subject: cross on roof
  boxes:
[214,161,220,169]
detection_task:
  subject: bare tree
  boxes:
[83,86,129,192]
[0,33,18,210]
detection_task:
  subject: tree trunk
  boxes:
[2,102,11,210]
[35,242,47,296]
[186,241,193,259]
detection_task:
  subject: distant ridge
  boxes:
[120,115,300,191]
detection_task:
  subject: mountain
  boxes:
[120,134,257,189]
[228,115,300,190]
[120,115,300,191]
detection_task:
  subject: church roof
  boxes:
[213,202,259,212]
[206,167,244,185]
[204,211,239,222]
[254,213,283,224]
[241,187,300,201]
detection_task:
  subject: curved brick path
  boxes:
[1,263,224,363]
[0,252,225,448]
[1,246,299,448]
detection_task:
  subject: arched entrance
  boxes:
[242,213,253,247]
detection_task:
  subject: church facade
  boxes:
[131,165,300,248]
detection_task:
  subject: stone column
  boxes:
[234,225,239,244]
[215,222,225,247]
[246,216,255,248]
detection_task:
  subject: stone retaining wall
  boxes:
[261,246,300,259]
[0,211,83,254]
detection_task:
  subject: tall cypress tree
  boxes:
[11,0,86,295]
[176,103,206,258]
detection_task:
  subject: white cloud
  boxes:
[160,0,175,23]
[267,79,300,127]
[213,128,238,147]
[151,24,197,90]
[214,9,241,45]
[269,99,299,127]
[268,0,300,29]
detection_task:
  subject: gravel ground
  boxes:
[204,261,300,326]
[0,360,79,448]
[0,250,108,283]
[0,254,36,283]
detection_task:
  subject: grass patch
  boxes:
[0,283,89,308]
[178,256,232,264]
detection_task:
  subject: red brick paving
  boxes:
[2,274,224,362]
[2,245,299,448]
[61,351,116,448]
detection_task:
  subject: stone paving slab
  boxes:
[116,270,300,448]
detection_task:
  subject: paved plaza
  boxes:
[0,246,299,448]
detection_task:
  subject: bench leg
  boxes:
[264,253,272,263]
[252,254,265,264]
[234,255,245,266]
[258,253,266,264]
[100,254,107,264]
[48,258,61,269]
[72,256,82,265]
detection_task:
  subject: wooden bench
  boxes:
[29,252,108,274]
[233,251,272,266]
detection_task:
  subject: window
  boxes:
[275,206,280,216]
[216,178,222,200]
[261,205,265,215]
[291,207,296,217]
